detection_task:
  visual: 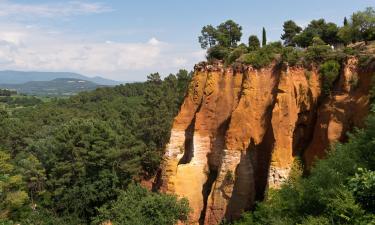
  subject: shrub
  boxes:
[319,60,341,95]
[207,45,231,60]
[226,45,248,65]
[343,47,359,56]
[299,216,330,225]
[281,47,303,66]
[312,36,326,46]
[92,184,190,225]
[240,51,273,68]
[239,42,282,68]
[264,41,283,53]
[358,55,375,68]
[348,168,375,213]
[304,44,332,64]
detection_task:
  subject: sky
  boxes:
[0,0,373,81]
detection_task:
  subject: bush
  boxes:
[348,168,375,213]
[92,184,190,225]
[281,47,303,66]
[358,55,375,68]
[226,45,248,64]
[304,44,332,64]
[239,42,282,68]
[207,45,231,60]
[343,47,359,56]
[240,51,273,68]
[319,60,340,95]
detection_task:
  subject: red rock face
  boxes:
[159,58,372,225]
[304,57,372,168]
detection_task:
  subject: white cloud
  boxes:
[0,1,111,18]
[148,37,160,46]
[0,24,205,81]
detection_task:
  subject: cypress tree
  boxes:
[344,17,348,26]
[262,27,267,46]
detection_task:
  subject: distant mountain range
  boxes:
[0,70,121,85]
[0,78,105,96]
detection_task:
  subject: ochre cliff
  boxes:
[159,57,373,225]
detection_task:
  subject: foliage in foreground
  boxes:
[92,184,190,225]
[233,106,375,224]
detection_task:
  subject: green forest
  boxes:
[0,70,192,225]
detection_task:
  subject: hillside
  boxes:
[0,78,103,96]
[0,70,121,85]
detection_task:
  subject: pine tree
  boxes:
[344,17,348,26]
[262,27,267,47]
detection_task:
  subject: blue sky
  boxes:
[0,0,373,81]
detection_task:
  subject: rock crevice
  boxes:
[159,58,372,225]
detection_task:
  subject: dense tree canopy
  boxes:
[92,184,190,225]
[293,19,340,47]
[216,20,243,48]
[198,25,217,49]
[281,20,302,46]
[339,7,375,44]
[198,20,242,50]
[0,90,16,97]
[0,70,192,224]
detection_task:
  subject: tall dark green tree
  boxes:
[198,20,242,49]
[198,25,217,49]
[248,35,260,51]
[216,20,243,48]
[344,16,348,26]
[141,73,172,150]
[262,27,267,46]
[281,20,302,46]
[294,19,340,47]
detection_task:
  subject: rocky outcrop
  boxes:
[304,57,373,167]
[159,57,373,225]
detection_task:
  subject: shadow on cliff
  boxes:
[224,149,255,221]
[178,111,197,165]
[199,118,231,224]
[223,65,282,221]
